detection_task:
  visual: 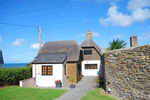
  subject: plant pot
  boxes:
[70,84,75,88]
[56,83,62,88]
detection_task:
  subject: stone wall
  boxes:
[19,78,35,87]
[104,44,150,100]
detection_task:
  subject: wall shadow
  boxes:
[99,54,106,91]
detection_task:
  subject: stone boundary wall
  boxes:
[104,44,150,100]
[19,78,35,87]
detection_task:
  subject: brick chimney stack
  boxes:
[130,33,138,47]
[86,30,92,39]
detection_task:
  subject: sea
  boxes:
[3,63,29,69]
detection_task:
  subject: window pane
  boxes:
[42,66,52,75]
[84,50,92,55]
[85,64,97,69]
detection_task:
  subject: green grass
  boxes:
[0,86,67,100]
[81,88,117,100]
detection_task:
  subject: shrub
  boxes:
[108,39,127,50]
[25,63,32,67]
[96,77,99,84]
[0,66,32,86]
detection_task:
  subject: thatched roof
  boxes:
[31,52,67,64]
[38,40,81,62]
[0,50,4,64]
[80,38,102,55]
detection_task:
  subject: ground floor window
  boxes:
[85,64,97,69]
[42,66,52,75]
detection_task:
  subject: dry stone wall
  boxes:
[104,44,150,100]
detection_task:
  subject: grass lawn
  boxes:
[81,88,118,100]
[0,86,67,100]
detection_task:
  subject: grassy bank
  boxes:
[81,88,118,100]
[0,86,67,100]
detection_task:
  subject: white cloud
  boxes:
[100,0,150,27]
[110,35,124,39]
[30,43,43,49]
[71,0,121,3]
[96,0,121,3]
[12,39,25,46]
[78,33,86,37]
[127,0,150,11]
[138,31,150,40]
[83,20,88,22]
[0,36,2,41]
[0,44,8,47]
[83,19,92,23]
[93,32,99,37]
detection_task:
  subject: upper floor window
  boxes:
[84,50,92,55]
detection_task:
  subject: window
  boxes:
[42,66,52,75]
[84,50,92,55]
[85,64,97,69]
[64,65,66,75]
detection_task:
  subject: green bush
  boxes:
[25,63,32,67]
[96,76,99,84]
[0,66,32,86]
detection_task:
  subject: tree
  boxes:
[108,39,127,50]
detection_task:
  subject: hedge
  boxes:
[0,66,32,86]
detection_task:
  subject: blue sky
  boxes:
[0,0,150,63]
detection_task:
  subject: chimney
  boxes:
[130,33,138,47]
[86,30,92,39]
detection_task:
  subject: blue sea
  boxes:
[3,63,29,69]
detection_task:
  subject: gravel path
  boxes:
[54,76,98,100]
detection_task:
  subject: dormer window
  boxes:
[84,50,92,55]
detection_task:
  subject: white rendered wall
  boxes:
[62,60,67,86]
[32,65,35,78]
[32,63,63,87]
[82,60,101,76]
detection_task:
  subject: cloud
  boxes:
[83,20,88,22]
[71,0,121,3]
[110,35,124,39]
[0,36,2,42]
[78,33,86,37]
[12,39,25,46]
[100,0,150,27]
[138,31,150,40]
[0,44,8,47]
[127,0,150,11]
[93,32,99,37]
[96,0,121,3]
[30,43,43,49]
[83,19,92,23]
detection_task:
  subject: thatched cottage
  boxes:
[31,30,102,87]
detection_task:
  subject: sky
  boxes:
[0,0,150,63]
